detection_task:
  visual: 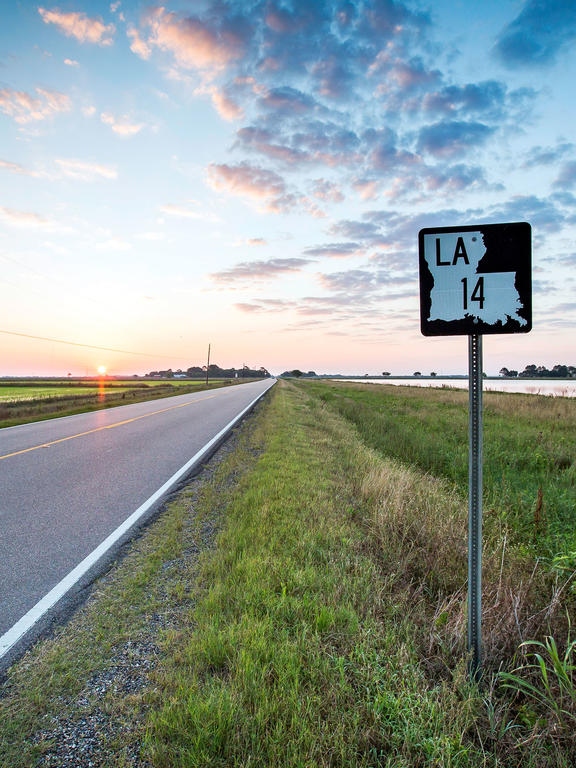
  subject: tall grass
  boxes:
[300,380,576,761]
[302,381,576,561]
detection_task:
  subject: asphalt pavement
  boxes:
[0,379,274,664]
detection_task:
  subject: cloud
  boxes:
[523,142,574,168]
[234,298,296,313]
[485,194,568,233]
[352,179,380,200]
[258,86,319,115]
[0,159,37,176]
[100,112,144,137]
[310,179,344,203]
[64,58,79,67]
[114,0,574,261]
[553,161,576,190]
[417,121,495,158]
[311,56,357,100]
[211,257,313,285]
[318,269,378,295]
[0,206,51,228]
[234,120,363,170]
[127,25,151,60]
[494,0,576,67]
[377,56,441,93]
[422,81,508,119]
[422,164,500,194]
[346,194,571,259]
[552,302,576,313]
[207,162,297,212]
[234,302,265,313]
[144,6,249,73]
[235,126,308,165]
[293,122,362,166]
[55,158,117,180]
[38,7,115,46]
[211,89,244,121]
[329,219,384,244]
[359,0,430,42]
[207,160,326,216]
[0,86,71,124]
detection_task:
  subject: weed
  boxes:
[499,630,576,731]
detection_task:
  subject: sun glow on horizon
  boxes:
[97,365,107,375]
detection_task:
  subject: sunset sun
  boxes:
[97,365,107,375]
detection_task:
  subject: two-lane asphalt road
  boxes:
[0,378,274,664]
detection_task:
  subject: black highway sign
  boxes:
[419,222,532,336]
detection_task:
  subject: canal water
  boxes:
[339,378,576,397]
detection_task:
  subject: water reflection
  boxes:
[338,378,576,398]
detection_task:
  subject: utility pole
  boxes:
[205,343,211,385]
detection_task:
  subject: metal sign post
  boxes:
[418,221,532,682]
[468,334,483,680]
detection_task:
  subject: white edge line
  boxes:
[0,380,275,660]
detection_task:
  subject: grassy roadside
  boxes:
[300,380,576,560]
[144,381,488,767]
[146,381,574,766]
[1,380,574,765]
[0,379,252,429]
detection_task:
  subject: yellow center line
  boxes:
[0,394,220,461]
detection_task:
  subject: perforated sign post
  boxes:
[418,222,532,680]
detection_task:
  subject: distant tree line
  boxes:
[500,364,576,378]
[144,364,270,378]
[279,370,317,378]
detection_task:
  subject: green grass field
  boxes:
[0,386,127,402]
[0,378,249,427]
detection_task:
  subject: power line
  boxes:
[0,329,190,361]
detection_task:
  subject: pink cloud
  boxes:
[212,257,313,285]
[144,7,246,73]
[207,162,327,218]
[55,158,117,180]
[38,7,115,46]
[100,112,144,137]
[352,179,380,200]
[0,159,36,176]
[0,86,71,124]
[211,90,244,121]
[0,206,51,228]
[127,26,151,60]
[207,162,295,212]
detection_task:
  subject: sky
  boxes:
[0,0,575,377]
